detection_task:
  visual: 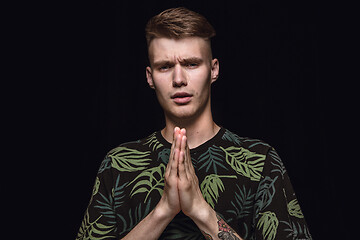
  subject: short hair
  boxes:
[145,7,216,47]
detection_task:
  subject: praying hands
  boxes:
[158,127,242,240]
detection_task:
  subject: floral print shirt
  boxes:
[77,128,312,239]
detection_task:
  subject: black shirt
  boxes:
[77,128,312,239]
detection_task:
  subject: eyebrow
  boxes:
[152,60,173,69]
[152,57,204,68]
[180,57,204,65]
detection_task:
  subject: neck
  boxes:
[161,108,220,149]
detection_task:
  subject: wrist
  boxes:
[189,202,216,227]
[190,205,219,238]
[154,197,178,222]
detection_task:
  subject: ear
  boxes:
[146,66,155,89]
[210,58,219,83]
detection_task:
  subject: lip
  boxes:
[171,92,193,104]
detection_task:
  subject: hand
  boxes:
[156,127,242,240]
[177,128,212,220]
[156,127,182,218]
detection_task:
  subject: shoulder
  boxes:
[99,132,164,173]
[106,131,161,157]
[221,128,272,155]
[220,128,283,182]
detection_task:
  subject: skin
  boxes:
[122,37,242,240]
[146,37,220,149]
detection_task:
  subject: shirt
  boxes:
[76,127,312,239]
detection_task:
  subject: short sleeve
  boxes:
[253,147,312,240]
[76,156,117,240]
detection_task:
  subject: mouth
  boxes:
[171,92,193,104]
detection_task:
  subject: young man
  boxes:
[77,7,311,240]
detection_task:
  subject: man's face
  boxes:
[146,37,219,121]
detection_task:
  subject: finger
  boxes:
[174,128,181,154]
[170,148,179,178]
[188,150,196,176]
[180,134,193,180]
[178,149,187,180]
[183,135,195,176]
[166,127,180,176]
[170,128,182,177]
[178,135,187,180]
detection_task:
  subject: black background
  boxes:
[10,0,348,239]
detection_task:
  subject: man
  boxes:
[77,7,311,240]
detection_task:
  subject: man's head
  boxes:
[145,7,216,55]
[145,7,219,122]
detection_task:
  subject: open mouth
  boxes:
[171,92,193,104]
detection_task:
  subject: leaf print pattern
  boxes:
[257,211,279,240]
[226,184,255,221]
[220,146,266,181]
[94,175,128,226]
[269,148,286,176]
[157,148,170,165]
[144,132,164,151]
[77,128,311,239]
[128,163,166,202]
[109,147,151,172]
[197,145,228,174]
[77,210,115,240]
[222,129,242,146]
[200,174,237,208]
[287,199,304,218]
[281,220,312,239]
[88,177,100,206]
[118,199,152,236]
[255,176,278,214]
[98,157,111,174]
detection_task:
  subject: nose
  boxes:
[172,64,187,87]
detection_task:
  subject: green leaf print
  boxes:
[128,163,166,202]
[281,220,312,239]
[220,146,266,181]
[144,132,164,151]
[93,177,100,196]
[257,211,279,240]
[108,147,151,172]
[200,174,237,208]
[287,199,304,218]
[88,177,100,206]
[198,145,228,174]
[76,209,115,240]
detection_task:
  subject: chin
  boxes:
[167,106,203,122]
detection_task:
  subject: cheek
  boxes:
[152,75,168,93]
[153,79,170,104]
[191,71,212,95]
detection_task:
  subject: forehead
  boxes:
[148,37,211,63]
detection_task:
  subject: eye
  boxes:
[186,63,198,68]
[159,64,172,72]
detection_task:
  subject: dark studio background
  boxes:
[21,0,347,239]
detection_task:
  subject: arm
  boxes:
[120,205,173,240]
[177,128,242,240]
[121,127,182,239]
[253,148,312,239]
